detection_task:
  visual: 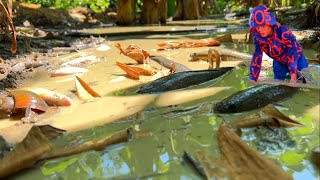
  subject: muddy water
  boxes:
[8,32,320,179]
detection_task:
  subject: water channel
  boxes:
[6,27,320,179]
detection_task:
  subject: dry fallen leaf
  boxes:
[114,43,150,64]
[218,125,293,180]
[116,62,154,80]
[230,104,304,128]
[74,75,101,101]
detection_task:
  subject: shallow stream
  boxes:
[8,30,320,179]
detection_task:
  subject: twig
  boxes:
[0,0,17,54]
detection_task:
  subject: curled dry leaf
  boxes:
[74,75,101,101]
[262,104,304,126]
[218,125,293,180]
[114,43,150,64]
[116,62,154,80]
[0,126,129,178]
[230,104,304,128]
[0,126,53,178]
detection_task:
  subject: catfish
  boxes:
[137,67,233,94]
[214,84,298,113]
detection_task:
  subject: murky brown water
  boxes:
[5,30,320,179]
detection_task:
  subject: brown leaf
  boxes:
[218,125,293,180]
[0,128,129,178]
[262,104,304,127]
[0,126,53,178]
[230,104,304,128]
[42,129,129,159]
[194,150,234,179]
[38,125,65,140]
[74,76,101,101]
[114,43,149,64]
[129,66,154,76]
[116,62,140,79]
[116,62,154,79]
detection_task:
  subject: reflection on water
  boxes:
[12,34,320,180]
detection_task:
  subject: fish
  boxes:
[190,47,252,62]
[61,55,97,66]
[150,55,192,72]
[29,88,73,106]
[137,67,233,94]
[50,67,88,77]
[214,84,299,113]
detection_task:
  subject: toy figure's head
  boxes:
[256,25,273,37]
[249,5,279,37]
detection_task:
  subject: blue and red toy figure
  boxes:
[249,5,308,83]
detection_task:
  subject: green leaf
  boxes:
[208,116,216,125]
[41,157,79,175]
[280,150,305,166]
[296,115,314,135]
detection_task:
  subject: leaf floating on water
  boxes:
[41,157,78,176]
[129,66,154,76]
[37,125,66,140]
[194,150,234,179]
[42,129,129,159]
[116,62,140,79]
[0,127,129,178]
[230,105,303,128]
[0,126,53,178]
[114,43,150,64]
[74,76,101,101]
[116,62,154,79]
[262,104,304,127]
[218,125,293,180]
[279,150,305,166]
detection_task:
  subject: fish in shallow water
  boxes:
[137,67,233,94]
[214,84,298,113]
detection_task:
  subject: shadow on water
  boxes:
[11,33,320,179]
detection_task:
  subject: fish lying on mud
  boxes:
[150,55,191,72]
[190,47,252,62]
[214,84,299,113]
[137,67,234,94]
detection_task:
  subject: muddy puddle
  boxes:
[3,31,320,179]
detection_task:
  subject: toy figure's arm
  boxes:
[284,30,300,83]
[249,38,263,82]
